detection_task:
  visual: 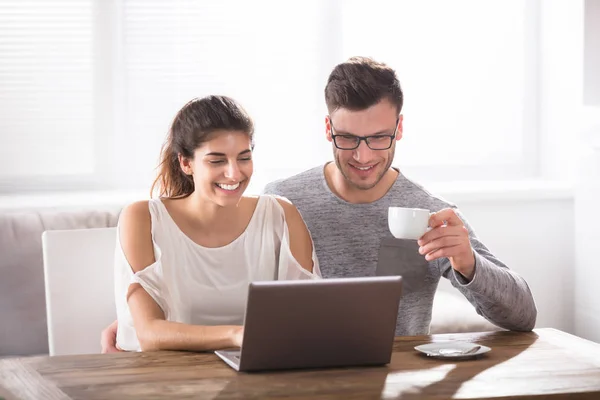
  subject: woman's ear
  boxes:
[178,154,193,175]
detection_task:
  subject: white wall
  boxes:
[539,0,584,182]
[575,145,600,343]
[435,188,575,334]
[584,0,600,106]
[573,0,600,343]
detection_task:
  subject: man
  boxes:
[102,56,535,352]
[263,56,536,336]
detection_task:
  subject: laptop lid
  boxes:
[237,276,402,372]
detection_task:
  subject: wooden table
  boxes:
[1,328,599,399]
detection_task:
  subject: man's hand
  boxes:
[101,319,123,353]
[417,208,476,280]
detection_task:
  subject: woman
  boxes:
[114,95,320,352]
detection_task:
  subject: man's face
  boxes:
[326,99,403,190]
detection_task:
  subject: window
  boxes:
[0,0,95,190]
[117,0,332,193]
[0,0,542,194]
[340,0,540,182]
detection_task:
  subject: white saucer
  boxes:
[414,342,491,359]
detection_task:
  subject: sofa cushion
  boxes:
[0,202,500,357]
[430,290,500,334]
[0,207,120,356]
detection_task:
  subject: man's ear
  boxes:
[325,115,333,142]
[178,154,193,175]
[395,114,404,142]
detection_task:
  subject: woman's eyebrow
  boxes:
[204,149,252,157]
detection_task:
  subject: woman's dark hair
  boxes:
[151,95,254,198]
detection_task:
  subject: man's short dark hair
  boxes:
[325,56,403,114]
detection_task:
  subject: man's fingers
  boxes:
[102,345,121,354]
[418,236,463,256]
[423,244,463,261]
[100,319,122,354]
[100,330,114,353]
[428,208,463,228]
[101,334,124,353]
[418,224,467,245]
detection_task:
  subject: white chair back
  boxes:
[42,227,117,356]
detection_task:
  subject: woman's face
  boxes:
[181,130,253,207]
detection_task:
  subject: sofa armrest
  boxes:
[430,290,501,334]
[0,207,121,356]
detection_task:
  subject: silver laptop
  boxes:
[215,276,402,372]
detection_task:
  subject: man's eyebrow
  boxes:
[333,128,394,136]
[204,149,252,157]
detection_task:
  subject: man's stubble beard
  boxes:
[333,146,395,191]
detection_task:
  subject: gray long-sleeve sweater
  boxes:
[264,164,537,335]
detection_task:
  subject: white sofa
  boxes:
[0,200,497,357]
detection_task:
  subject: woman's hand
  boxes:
[232,326,244,348]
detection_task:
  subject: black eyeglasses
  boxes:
[329,117,399,150]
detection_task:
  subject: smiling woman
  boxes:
[109,95,321,353]
[150,96,255,202]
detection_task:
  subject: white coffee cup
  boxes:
[388,207,430,240]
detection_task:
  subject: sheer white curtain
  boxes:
[0,0,539,193]
[340,0,539,181]
[0,0,95,187]
[117,0,332,194]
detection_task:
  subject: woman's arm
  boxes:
[275,198,314,273]
[119,201,243,352]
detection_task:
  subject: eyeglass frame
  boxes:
[328,116,400,150]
